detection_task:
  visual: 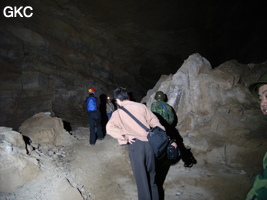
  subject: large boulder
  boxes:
[19,112,76,148]
[0,127,41,192]
[142,53,267,169]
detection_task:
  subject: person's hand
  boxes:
[129,138,136,144]
[171,142,177,149]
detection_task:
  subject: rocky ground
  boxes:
[1,126,255,200]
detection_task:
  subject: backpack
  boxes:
[151,101,174,125]
[86,97,97,111]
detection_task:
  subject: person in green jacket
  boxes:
[246,73,267,200]
[151,91,175,126]
[151,91,178,199]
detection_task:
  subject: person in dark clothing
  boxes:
[151,91,197,199]
[85,88,103,145]
[151,91,178,199]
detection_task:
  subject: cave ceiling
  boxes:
[0,0,266,92]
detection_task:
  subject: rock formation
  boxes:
[0,127,40,193]
[142,53,267,170]
[0,114,83,200]
[19,112,76,147]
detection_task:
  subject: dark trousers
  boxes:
[129,140,159,200]
[87,110,103,144]
[156,156,172,200]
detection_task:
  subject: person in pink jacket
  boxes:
[106,87,165,200]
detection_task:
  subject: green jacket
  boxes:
[151,101,174,125]
[246,152,267,200]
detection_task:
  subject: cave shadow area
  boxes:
[153,110,197,200]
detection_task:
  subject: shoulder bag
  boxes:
[119,106,169,159]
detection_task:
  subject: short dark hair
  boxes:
[113,87,129,101]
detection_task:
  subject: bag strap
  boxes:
[119,107,149,132]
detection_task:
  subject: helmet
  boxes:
[249,73,267,97]
[154,91,165,101]
[88,88,96,93]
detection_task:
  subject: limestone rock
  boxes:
[0,127,40,192]
[142,53,267,168]
[19,112,75,147]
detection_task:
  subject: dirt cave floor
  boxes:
[4,127,255,200]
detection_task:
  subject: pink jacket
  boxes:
[106,100,165,145]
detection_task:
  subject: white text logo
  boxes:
[3,6,33,18]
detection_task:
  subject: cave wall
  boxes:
[0,0,266,130]
[0,0,145,129]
